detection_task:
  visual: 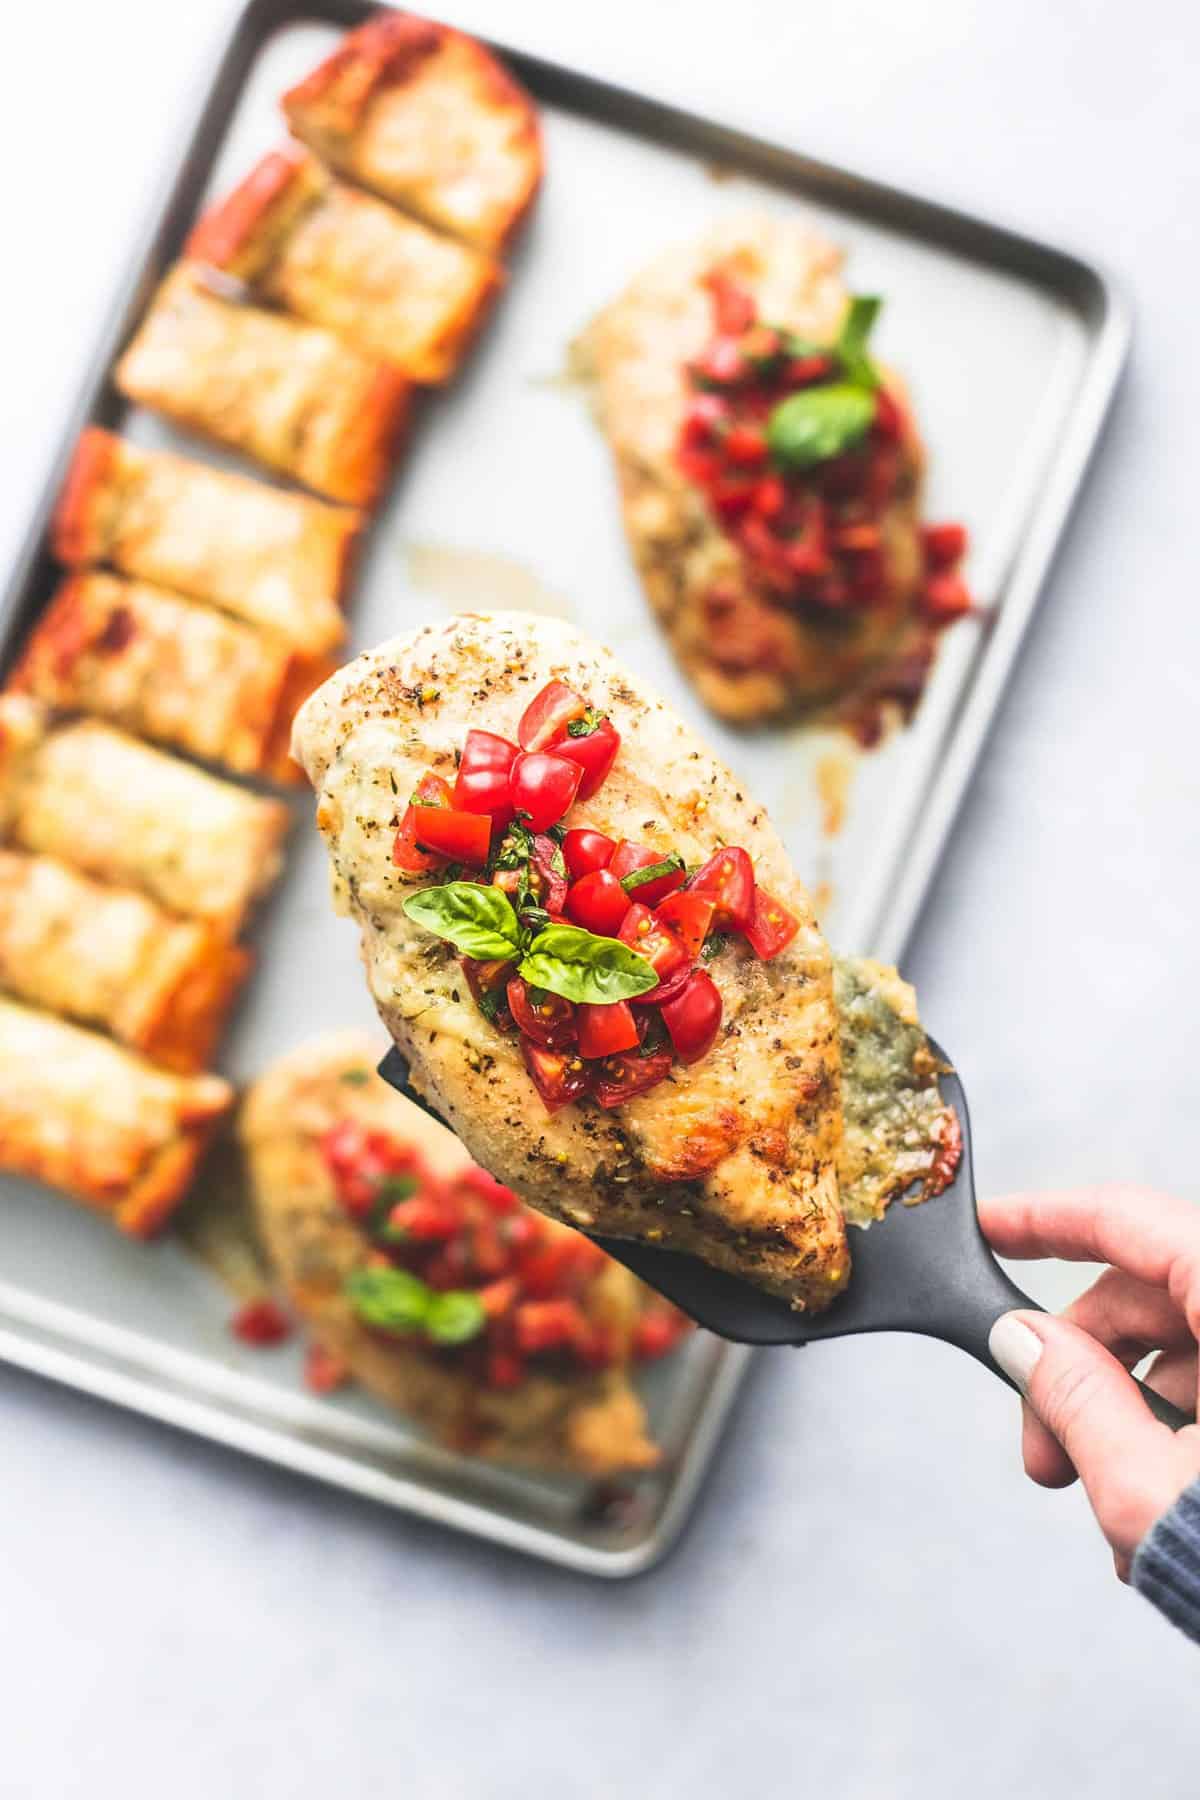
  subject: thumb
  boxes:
[989,1311,1194,1558]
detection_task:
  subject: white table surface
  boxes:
[3,2,1199,1793]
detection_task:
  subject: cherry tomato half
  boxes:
[591,1048,673,1110]
[460,955,516,1030]
[659,969,723,1064]
[530,834,569,916]
[521,1040,590,1114]
[687,846,755,931]
[509,752,582,834]
[409,806,491,865]
[547,716,621,801]
[562,827,615,880]
[453,763,515,825]
[460,728,519,772]
[921,521,968,572]
[565,868,630,937]
[744,887,800,960]
[654,891,715,962]
[618,903,689,984]
[576,999,640,1059]
[518,680,588,752]
[609,840,687,908]
[453,1166,520,1216]
[392,772,453,873]
[507,976,577,1049]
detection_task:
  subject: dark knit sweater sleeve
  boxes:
[1132,1478,1200,1646]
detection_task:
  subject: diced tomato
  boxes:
[687,846,756,931]
[384,1192,463,1242]
[507,976,577,1049]
[454,1165,520,1216]
[653,890,715,961]
[322,1121,422,1218]
[610,841,687,908]
[681,392,731,447]
[565,868,630,937]
[575,1322,619,1370]
[521,1040,590,1113]
[392,771,454,873]
[619,902,689,984]
[478,1277,520,1320]
[576,1000,640,1059]
[696,336,746,386]
[501,1211,542,1257]
[786,353,834,386]
[231,1297,292,1346]
[563,827,616,881]
[872,386,905,442]
[744,887,800,959]
[459,727,518,772]
[659,970,723,1064]
[517,1237,586,1298]
[452,761,514,825]
[518,680,587,751]
[723,424,768,467]
[486,1349,525,1389]
[530,834,569,915]
[752,474,787,519]
[547,716,620,800]
[407,805,491,865]
[514,1298,586,1355]
[629,959,693,1009]
[592,1048,673,1109]
[509,751,582,833]
[460,955,516,1030]
[633,1308,690,1360]
[921,521,968,571]
[304,1341,350,1392]
[921,573,972,624]
[705,268,757,335]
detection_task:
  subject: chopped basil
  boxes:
[835,294,882,391]
[620,853,685,896]
[403,883,522,962]
[566,707,605,739]
[345,1267,430,1334]
[338,1068,370,1086]
[767,384,875,471]
[425,1290,487,1347]
[702,932,732,961]
[518,923,658,1005]
[475,983,508,1024]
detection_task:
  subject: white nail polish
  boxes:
[988,1314,1044,1394]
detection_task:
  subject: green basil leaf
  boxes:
[345,1267,431,1334]
[403,882,522,961]
[767,384,875,471]
[566,707,605,739]
[518,924,658,1004]
[620,853,685,896]
[702,931,732,962]
[835,294,882,390]
[424,1290,487,1347]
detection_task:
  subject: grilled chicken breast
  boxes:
[241,1034,662,1473]
[577,215,931,725]
[292,612,848,1311]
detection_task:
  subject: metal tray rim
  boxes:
[0,0,1129,1575]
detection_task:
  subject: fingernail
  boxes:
[988,1314,1044,1394]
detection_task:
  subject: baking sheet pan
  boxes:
[0,0,1127,1575]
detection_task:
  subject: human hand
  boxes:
[980,1186,1200,1580]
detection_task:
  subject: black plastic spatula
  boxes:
[377,1043,1191,1431]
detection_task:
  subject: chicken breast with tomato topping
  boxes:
[576,215,971,727]
[241,1034,686,1473]
[292,611,851,1311]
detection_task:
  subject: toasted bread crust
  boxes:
[185,146,318,279]
[283,14,542,255]
[51,426,122,564]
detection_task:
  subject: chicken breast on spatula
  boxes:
[291,613,948,1313]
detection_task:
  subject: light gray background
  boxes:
[2,2,1198,1795]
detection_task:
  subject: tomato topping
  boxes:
[459,727,518,773]
[455,1166,520,1215]
[687,846,756,931]
[304,1341,350,1392]
[659,969,723,1064]
[546,715,621,800]
[521,1040,591,1113]
[518,680,587,751]
[231,1297,292,1346]
[392,771,453,873]
[565,867,630,937]
[460,955,516,1030]
[618,902,689,984]
[592,1047,673,1109]
[653,890,716,961]
[705,268,756,335]
[506,975,577,1049]
[920,521,968,571]
[723,424,769,467]
[562,827,616,880]
[576,999,640,1059]
[744,887,800,959]
[920,573,972,624]
[530,833,569,915]
[322,1120,422,1217]
[609,840,687,907]
[629,958,693,1008]
[509,751,582,833]
[514,1298,586,1354]
[452,762,514,825]
[411,805,491,864]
